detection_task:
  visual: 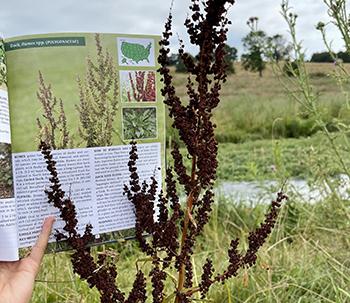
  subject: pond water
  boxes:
[215,174,350,204]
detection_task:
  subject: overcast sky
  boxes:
[0,0,346,58]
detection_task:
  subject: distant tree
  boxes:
[310,50,350,63]
[175,52,195,73]
[224,44,238,74]
[241,17,267,77]
[266,34,292,62]
[337,51,350,62]
[241,47,265,77]
[310,52,334,62]
[167,53,180,66]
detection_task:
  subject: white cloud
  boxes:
[0,0,346,57]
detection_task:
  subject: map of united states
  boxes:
[121,41,152,64]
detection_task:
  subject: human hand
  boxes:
[0,216,55,303]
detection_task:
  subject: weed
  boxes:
[36,71,70,149]
[76,34,119,147]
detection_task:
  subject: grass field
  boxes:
[28,62,350,302]
[167,63,350,181]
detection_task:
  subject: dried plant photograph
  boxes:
[36,34,119,149]
[0,38,6,87]
[122,107,157,140]
[0,143,13,199]
[120,70,156,102]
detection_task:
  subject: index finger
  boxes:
[29,216,55,271]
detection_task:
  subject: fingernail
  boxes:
[43,216,55,227]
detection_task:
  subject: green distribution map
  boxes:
[121,41,152,64]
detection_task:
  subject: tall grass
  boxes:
[31,195,350,302]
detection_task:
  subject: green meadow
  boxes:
[168,63,350,144]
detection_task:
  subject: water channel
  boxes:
[215,175,350,205]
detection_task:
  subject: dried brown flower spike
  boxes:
[124,0,286,302]
[36,72,70,149]
[41,1,287,302]
[41,141,126,303]
[76,33,119,147]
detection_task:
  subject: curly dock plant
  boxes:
[76,33,119,147]
[36,71,70,149]
[125,0,286,301]
[41,1,287,302]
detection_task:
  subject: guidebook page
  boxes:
[12,143,161,248]
[0,36,18,261]
[4,32,166,252]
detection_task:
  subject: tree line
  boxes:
[168,16,349,77]
[310,51,350,63]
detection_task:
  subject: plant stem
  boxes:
[175,156,197,303]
